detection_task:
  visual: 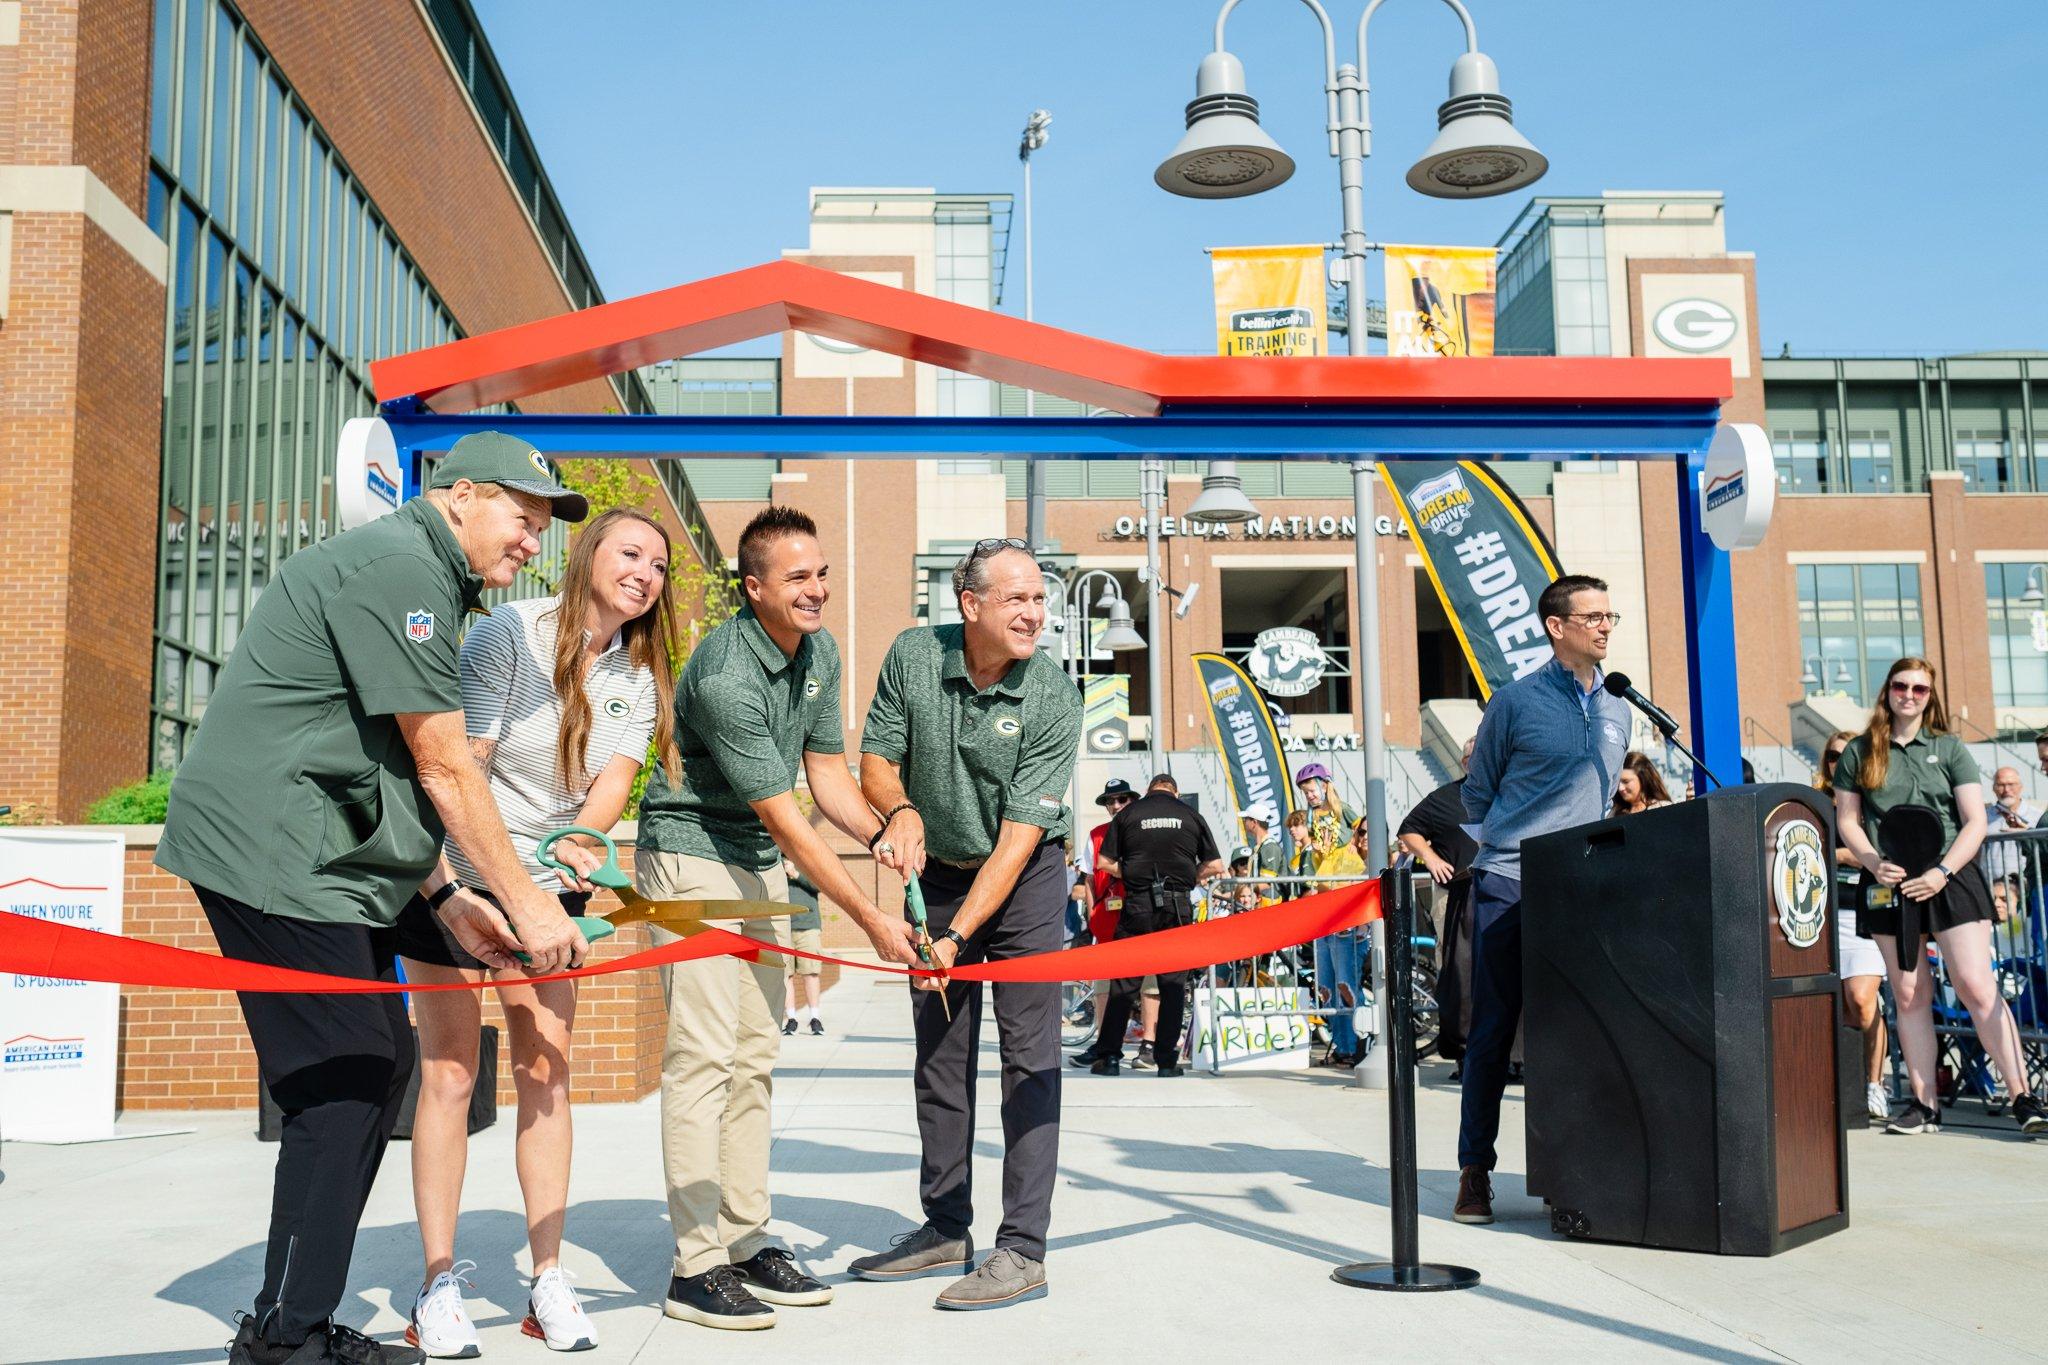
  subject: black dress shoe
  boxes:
[732,1247,833,1306]
[1068,1049,1103,1067]
[664,1266,777,1330]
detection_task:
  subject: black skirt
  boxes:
[1857,859,1993,960]
[395,885,591,970]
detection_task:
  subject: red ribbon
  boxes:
[0,881,1378,995]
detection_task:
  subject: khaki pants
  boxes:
[639,849,789,1278]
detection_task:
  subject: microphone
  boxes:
[1602,673,1727,791]
[1602,673,1680,739]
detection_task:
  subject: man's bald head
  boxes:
[1993,767,2023,801]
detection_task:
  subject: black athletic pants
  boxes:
[198,887,413,1347]
[1093,889,1193,1065]
[911,842,1066,1262]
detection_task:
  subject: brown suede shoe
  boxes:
[1453,1166,1494,1224]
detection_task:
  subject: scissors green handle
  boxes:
[905,874,933,953]
[536,826,634,891]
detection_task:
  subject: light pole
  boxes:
[1020,109,1052,553]
[1156,0,1546,1091]
[1142,457,1167,760]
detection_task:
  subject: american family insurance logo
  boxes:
[4,1034,88,1071]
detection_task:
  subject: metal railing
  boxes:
[1920,827,2048,1109]
[1194,872,1440,1077]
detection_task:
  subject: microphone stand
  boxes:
[1640,713,1726,792]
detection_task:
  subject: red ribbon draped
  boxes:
[0,880,1378,994]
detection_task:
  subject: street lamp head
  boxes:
[1406,51,1547,199]
[1187,459,1260,524]
[1155,50,1294,199]
[1098,598,1147,652]
[1020,108,1052,159]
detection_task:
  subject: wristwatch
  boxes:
[427,880,466,910]
[939,928,969,952]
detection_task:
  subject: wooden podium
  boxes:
[1522,784,1851,1255]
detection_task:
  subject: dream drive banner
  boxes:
[1383,244,1496,358]
[1192,653,1298,822]
[1379,461,1562,700]
[1211,245,1327,358]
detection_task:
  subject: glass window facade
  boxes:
[1796,562,1925,705]
[1985,562,2048,709]
[144,0,545,766]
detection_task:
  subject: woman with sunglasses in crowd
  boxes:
[397,509,683,1353]
[1817,729,1893,1123]
[1832,658,2046,1135]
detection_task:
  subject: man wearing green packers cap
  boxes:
[849,537,1083,1310]
[158,429,588,1364]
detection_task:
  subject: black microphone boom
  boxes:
[1603,673,1726,791]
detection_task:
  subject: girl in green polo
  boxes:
[1832,656,2045,1136]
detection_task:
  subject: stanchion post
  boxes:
[1332,859,1479,1292]
[1206,962,1224,1076]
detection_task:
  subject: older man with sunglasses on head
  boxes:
[849,537,1082,1311]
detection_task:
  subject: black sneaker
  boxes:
[1089,1056,1120,1075]
[1068,1049,1104,1068]
[324,1321,426,1364]
[225,1315,321,1365]
[1885,1100,1941,1135]
[2014,1093,2048,1136]
[1157,1062,1186,1078]
[664,1265,777,1331]
[1131,1042,1155,1071]
[809,1017,824,1036]
[782,1017,798,1036]
[731,1247,833,1306]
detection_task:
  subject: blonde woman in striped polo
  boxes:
[395,509,682,1356]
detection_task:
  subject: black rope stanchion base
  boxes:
[1332,861,1480,1294]
[1331,1260,1480,1292]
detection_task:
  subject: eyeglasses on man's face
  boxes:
[1565,612,1623,628]
[1888,681,1932,699]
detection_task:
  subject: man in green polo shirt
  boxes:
[848,538,1082,1310]
[156,431,588,1364]
[634,505,919,1332]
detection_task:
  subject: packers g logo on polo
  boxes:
[994,716,1022,737]
[602,696,629,719]
[804,677,821,699]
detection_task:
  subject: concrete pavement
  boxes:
[2,969,2042,1363]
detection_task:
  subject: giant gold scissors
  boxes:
[533,826,793,949]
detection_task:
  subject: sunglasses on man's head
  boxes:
[1889,681,1932,698]
[969,537,1032,560]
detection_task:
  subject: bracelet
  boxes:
[880,802,918,830]
[1931,864,1952,882]
[866,826,889,852]
[427,880,465,909]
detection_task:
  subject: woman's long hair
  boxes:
[1814,729,1857,796]
[1856,656,1951,792]
[550,509,682,787]
[1613,751,1674,814]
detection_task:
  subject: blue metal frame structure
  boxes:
[379,395,1742,789]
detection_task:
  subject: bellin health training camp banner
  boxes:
[1211,245,1327,358]
[1380,461,1561,700]
[1383,244,1496,358]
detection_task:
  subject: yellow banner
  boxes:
[1211,245,1327,357]
[1383,244,1496,358]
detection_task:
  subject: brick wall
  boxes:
[106,825,885,1112]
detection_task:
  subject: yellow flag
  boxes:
[1383,244,1496,357]
[1211,245,1327,357]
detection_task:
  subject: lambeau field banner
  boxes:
[1384,244,1496,358]
[1379,461,1561,699]
[1211,245,1327,357]
[1193,653,1298,821]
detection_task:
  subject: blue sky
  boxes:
[478,1,2045,358]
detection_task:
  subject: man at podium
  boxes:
[1454,575,1631,1225]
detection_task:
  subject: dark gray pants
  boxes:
[911,841,1065,1262]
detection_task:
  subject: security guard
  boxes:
[849,538,1082,1312]
[1086,773,1224,1076]
[157,431,589,1364]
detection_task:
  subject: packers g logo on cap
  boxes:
[602,696,629,719]
[528,450,551,477]
[994,716,1022,736]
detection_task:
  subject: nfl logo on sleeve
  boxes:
[405,609,435,643]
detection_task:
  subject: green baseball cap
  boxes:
[427,431,588,522]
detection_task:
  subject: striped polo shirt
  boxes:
[445,596,658,891]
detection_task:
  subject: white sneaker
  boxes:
[524,1267,598,1351]
[1866,1082,1890,1121]
[407,1261,481,1359]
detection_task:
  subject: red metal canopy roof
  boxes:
[370,258,1731,419]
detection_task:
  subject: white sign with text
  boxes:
[0,830,125,1142]
[1190,986,1315,1070]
